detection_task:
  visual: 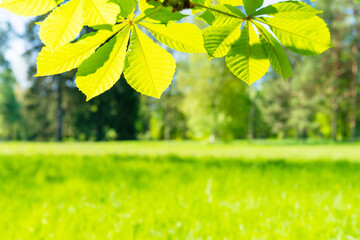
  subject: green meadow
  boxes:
[1,141,360,239]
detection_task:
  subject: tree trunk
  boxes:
[164,86,171,140]
[164,106,171,140]
[248,102,256,140]
[332,48,340,142]
[210,89,217,144]
[56,77,63,142]
[350,6,359,142]
[145,97,151,135]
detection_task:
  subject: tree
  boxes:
[0,68,23,140]
[177,54,250,141]
[350,4,359,142]
[69,75,140,141]
[23,19,140,141]
[0,23,23,140]
[254,0,360,141]
[23,17,74,141]
[316,0,357,141]
[258,76,293,138]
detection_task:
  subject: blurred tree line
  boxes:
[0,0,359,142]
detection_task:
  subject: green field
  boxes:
[1,141,360,239]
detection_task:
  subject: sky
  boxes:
[0,11,27,87]
[0,0,283,88]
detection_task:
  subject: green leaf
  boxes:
[191,0,212,5]
[111,0,137,18]
[243,0,264,15]
[139,22,206,53]
[84,0,120,26]
[76,26,131,101]
[211,4,246,26]
[197,10,215,25]
[253,21,292,80]
[39,0,84,50]
[36,24,126,76]
[143,6,187,25]
[226,22,270,85]
[124,26,176,99]
[217,0,244,6]
[203,21,242,58]
[138,0,153,12]
[254,1,322,19]
[0,0,57,16]
[191,0,212,14]
[90,24,115,31]
[259,16,333,55]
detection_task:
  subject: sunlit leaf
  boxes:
[124,26,176,99]
[212,4,246,25]
[253,21,292,80]
[111,0,137,18]
[217,0,244,6]
[84,0,120,26]
[139,22,206,53]
[254,1,322,19]
[259,16,332,55]
[36,24,126,76]
[226,22,270,85]
[203,21,242,58]
[39,0,84,50]
[76,26,131,101]
[243,0,264,15]
[0,0,57,16]
[143,6,187,24]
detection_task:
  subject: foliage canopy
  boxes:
[1,0,332,100]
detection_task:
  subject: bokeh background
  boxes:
[1,0,360,239]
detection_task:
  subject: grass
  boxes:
[0,141,360,239]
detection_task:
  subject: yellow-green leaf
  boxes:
[84,0,120,26]
[253,21,292,80]
[36,24,126,76]
[0,0,57,17]
[254,1,322,19]
[203,21,242,58]
[39,0,84,50]
[218,0,243,6]
[139,22,206,53]
[260,16,333,55]
[139,0,152,12]
[212,4,246,26]
[244,0,264,15]
[114,0,137,18]
[76,26,131,101]
[124,26,176,99]
[226,22,270,85]
[192,0,212,14]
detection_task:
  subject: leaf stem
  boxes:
[191,2,245,20]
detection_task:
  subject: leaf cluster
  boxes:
[0,0,332,100]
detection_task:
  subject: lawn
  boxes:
[0,141,360,239]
